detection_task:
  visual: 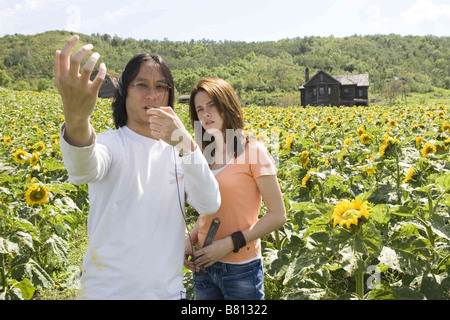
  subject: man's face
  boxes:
[125,61,170,136]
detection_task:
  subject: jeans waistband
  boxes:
[207,258,262,273]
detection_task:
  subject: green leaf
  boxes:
[14,278,36,300]
[392,286,425,300]
[14,231,34,251]
[420,274,444,300]
[390,204,418,217]
[0,237,19,254]
[367,183,398,204]
[45,234,69,263]
[11,259,54,289]
[369,204,391,224]
[361,222,382,258]
[435,173,450,190]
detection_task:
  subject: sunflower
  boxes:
[344,137,352,145]
[300,150,310,168]
[363,168,376,175]
[309,123,318,131]
[379,137,400,157]
[388,119,397,127]
[360,133,371,145]
[441,121,450,132]
[285,133,295,151]
[29,152,39,165]
[33,141,45,152]
[3,136,12,146]
[301,173,311,188]
[0,201,9,214]
[25,183,50,206]
[421,142,437,157]
[13,150,29,164]
[301,168,317,188]
[402,166,417,184]
[357,126,365,136]
[416,136,424,147]
[331,199,370,229]
[271,127,281,137]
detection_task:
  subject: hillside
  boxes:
[0,30,449,105]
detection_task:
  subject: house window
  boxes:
[313,88,317,96]
[319,87,324,96]
[344,88,349,94]
[328,87,332,95]
[359,89,363,97]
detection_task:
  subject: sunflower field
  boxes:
[0,90,449,300]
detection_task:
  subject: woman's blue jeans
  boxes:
[193,258,264,300]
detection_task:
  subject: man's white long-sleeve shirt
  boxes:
[60,124,220,300]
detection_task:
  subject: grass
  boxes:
[375,86,450,106]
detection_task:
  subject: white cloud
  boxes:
[366,5,394,33]
[0,7,16,33]
[401,0,450,25]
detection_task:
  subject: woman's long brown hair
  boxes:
[189,78,249,161]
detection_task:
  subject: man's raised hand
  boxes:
[54,35,106,147]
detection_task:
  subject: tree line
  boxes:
[0,30,449,106]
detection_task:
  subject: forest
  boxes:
[0,30,449,106]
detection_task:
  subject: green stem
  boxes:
[318,182,324,203]
[274,229,281,250]
[432,253,450,274]
[394,151,401,197]
[417,216,435,249]
[427,190,434,216]
[355,271,364,299]
[0,253,6,292]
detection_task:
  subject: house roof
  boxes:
[90,70,121,87]
[300,71,369,89]
[333,73,369,86]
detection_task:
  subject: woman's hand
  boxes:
[184,237,199,273]
[193,237,234,268]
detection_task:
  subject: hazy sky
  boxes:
[1,0,449,42]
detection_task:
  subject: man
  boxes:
[54,35,220,299]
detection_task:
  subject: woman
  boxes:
[184,78,286,300]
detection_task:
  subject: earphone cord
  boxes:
[173,147,195,261]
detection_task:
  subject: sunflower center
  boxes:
[342,209,360,220]
[31,190,44,201]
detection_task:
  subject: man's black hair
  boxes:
[111,54,174,129]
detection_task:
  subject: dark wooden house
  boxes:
[90,71,121,98]
[299,68,369,107]
[177,95,190,104]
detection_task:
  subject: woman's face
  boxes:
[194,90,224,135]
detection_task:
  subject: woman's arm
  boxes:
[194,174,286,267]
